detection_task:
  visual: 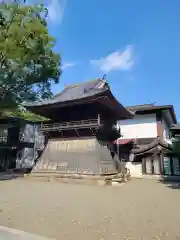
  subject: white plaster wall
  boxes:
[118,114,157,139]
[126,162,142,178]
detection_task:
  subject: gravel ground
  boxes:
[0,178,180,240]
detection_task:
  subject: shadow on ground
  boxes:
[0,172,26,181]
[0,168,32,181]
[159,179,180,189]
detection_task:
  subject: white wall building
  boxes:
[116,104,179,178]
[119,114,157,139]
[118,104,175,141]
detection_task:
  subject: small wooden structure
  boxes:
[133,138,172,175]
[25,79,133,176]
[116,137,180,177]
[0,117,44,171]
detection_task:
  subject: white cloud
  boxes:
[90,45,134,73]
[47,0,66,24]
[62,61,77,70]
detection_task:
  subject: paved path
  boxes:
[0,179,180,239]
[0,226,55,240]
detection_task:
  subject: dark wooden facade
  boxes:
[0,117,44,171]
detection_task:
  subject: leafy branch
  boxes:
[0,1,61,110]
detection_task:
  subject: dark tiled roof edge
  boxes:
[170,123,180,130]
[133,137,172,154]
[126,104,177,123]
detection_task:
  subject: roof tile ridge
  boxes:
[53,86,71,99]
[53,78,105,98]
[68,78,104,88]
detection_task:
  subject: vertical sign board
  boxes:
[163,156,171,175]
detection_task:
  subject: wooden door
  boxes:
[145,157,152,174]
[172,157,180,176]
[164,157,171,175]
[153,155,160,175]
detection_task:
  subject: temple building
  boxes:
[24,78,133,177]
[116,104,180,178]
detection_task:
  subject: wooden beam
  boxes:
[159,151,164,175]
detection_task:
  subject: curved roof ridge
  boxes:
[134,137,172,155]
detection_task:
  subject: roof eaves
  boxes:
[127,104,177,123]
[133,138,171,155]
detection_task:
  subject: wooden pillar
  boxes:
[159,151,164,175]
[170,156,174,176]
[142,156,146,174]
[98,114,100,125]
[151,155,154,174]
[156,112,163,140]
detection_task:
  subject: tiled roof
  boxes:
[127,104,171,112]
[133,138,172,154]
[170,123,180,130]
[24,79,109,107]
[126,104,177,123]
[126,104,155,111]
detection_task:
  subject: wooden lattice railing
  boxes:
[40,119,102,132]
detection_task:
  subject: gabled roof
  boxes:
[126,104,177,123]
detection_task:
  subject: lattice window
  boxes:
[0,128,8,142]
[19,127,25,141]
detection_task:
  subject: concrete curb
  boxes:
[0,226,55,240]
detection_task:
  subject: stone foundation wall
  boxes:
[33,138,117,175]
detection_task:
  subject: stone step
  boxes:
[27,171,119,186]
[30,171,115,179]
[26,174,110,186]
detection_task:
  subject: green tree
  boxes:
[172,136,180,158]
[0,2,61,110]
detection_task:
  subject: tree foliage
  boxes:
[0,2,61,109]
[172,136,180,158]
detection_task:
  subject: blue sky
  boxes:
[46,0,180,119]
